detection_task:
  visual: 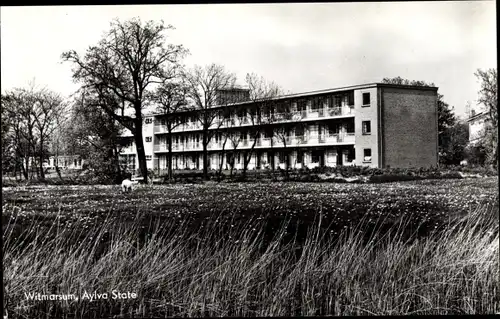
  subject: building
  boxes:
[466,110,490,145]
[21,155,85,171]
[45,155,85,170]
[119,82,439,175]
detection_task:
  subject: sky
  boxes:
[1,2,496,119]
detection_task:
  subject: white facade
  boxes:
[23,155,85,170]
[118,83,438,174]
[467,112,489,145]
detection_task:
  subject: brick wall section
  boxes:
[354,87,379,167]
[381,87,438,168]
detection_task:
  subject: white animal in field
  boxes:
[121,179,138,192]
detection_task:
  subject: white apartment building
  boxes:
[119,82,439,175]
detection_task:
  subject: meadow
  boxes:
[2,177,499,317]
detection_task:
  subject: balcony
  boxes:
[154,106,354,134]
[310,106,354,119]
[153,132,355,153]
[154,122,202,134]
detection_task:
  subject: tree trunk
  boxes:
[54,155,64,181]
[167,131,173,182]
[202,130,209,180]
[17,148,28,180]
[39,138,45,180]
[217,137,228,182]
[39,156,45,180]
[134,118,148,184]
[21,157,28,180]
[113,145,122,184]
[283,141,289,181]
[25,156,33,180]
[270,135,275,172]
[242,135,258,180]
[230,155,234,177]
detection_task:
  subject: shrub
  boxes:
[369,174,422,183]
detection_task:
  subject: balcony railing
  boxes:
[154,107,354,134]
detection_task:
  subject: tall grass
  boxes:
[3,203,499,318]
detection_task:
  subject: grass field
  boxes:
[2,177,499,317]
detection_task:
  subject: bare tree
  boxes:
[2,89,33,180]
[2,83,64,181]
[241,73,286,178]
[62,17,188,184]
[182,63,237,180]
[227,130,243,177]
[215,105,234,180]
[272,101,299,179]
[474,68,498,166]
[32,89,67,180]
[54,92,126,183]
[154,81,189,181]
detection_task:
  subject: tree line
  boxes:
[2,17,497,184]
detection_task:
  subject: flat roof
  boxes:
[217,87,250,91]
[145,82,439,117]
[467,111,489,122]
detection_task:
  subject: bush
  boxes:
[369,174,423,183]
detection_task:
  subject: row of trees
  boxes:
[470,68,498,167]
[153,70,295,182]
[61,18,294,183]
[2,83,67,180]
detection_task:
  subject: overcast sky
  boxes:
[1,2,496,118]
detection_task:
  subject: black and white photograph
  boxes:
[1,2,498,318]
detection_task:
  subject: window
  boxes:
[279,152,285,163]
[362,92,370,106]
[311,151,321,163]
[145,136,152,142]
[311,97,319,111]
[297,151,303,163]
[297,99,307,111]
[347,148,355,162]
[145,118,153,124]
[146,155,152,161]
[295,125,304,137]
[348,92,355,106]
[318,96,325,108]
[363,149,372,162]
[362,121,371,135]
[346,121,355,134]
[128,155,136,170]
[328,123,339,135]
[334,95,342,108]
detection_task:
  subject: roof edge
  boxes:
[145,82,440,117]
